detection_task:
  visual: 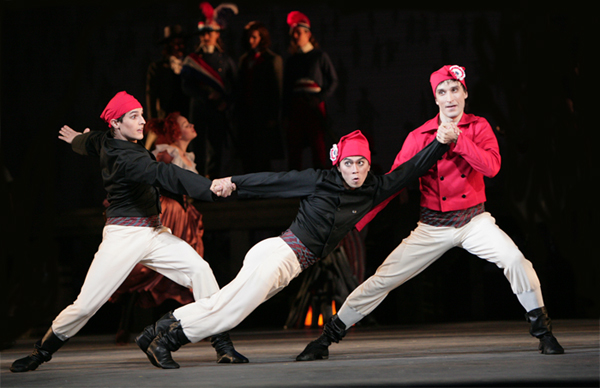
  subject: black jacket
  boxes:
[72,130,214,218]
[282,48,338,111]
[232,139,448,258]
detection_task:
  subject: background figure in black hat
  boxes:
[181,2,238,179]
[283,11,338,171]
[235,21,284,173]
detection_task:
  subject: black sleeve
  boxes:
[71,130,104,157]
[121,151,215,202]
[232,170,319,199]
[375,139,448,203]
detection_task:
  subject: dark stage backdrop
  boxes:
[0,1,593,345]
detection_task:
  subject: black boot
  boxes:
[526,307,564,355]
[11,328,67,373]
[210,332,249,363]
[146,321,191,369]
[135,311,178,366]
[296,314,347,361]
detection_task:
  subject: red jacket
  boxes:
[356,113,500,231]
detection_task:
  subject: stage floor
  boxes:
[2,320,598,387]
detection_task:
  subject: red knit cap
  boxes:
[429,65,467,96]
[100,91,143,127]
[330,130,371,166]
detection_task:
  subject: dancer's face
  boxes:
[337,156,370,189]
[435,80,468,122]
[112,108,145,143]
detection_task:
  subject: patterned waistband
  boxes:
[106,215,162,228]
[280,229,319,271]
[420,203,485,228]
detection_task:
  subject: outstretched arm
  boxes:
[58,125,90,144]
[374,138,449,206]
[231,170,320,199]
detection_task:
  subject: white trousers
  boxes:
[174,237,302,342]
[338,212,542,326]
[51,225,220,340]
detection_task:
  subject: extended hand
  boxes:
[211,177,236,197]
[59,125,90,144]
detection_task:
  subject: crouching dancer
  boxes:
[139,129,451,369]
[10,91,246,373]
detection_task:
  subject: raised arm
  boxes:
[357,129,452,230]
[59,126,105,157]
[375,138,449,201]
[58,126,90,144]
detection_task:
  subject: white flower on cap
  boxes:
[329,143,339,164]
[449,65,466,81]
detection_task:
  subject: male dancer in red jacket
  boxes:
[296,65,564,362]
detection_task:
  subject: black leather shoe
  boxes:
[11,352,47,373]
[11,328,67,373]
[538,333,565,354]
[136,312,178,367]
[146,322,190,369]
[296,337,330,361]
[211,332,249,363]
[525,307,565,355]
[296,315,347,362]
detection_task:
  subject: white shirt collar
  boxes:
[298,42,314,53]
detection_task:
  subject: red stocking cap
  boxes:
[330,130,371,166]
[287,11,311,31]
[100,91,142,127]
[429,65,467,96]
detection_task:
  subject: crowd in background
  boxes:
[145,3,340,180]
